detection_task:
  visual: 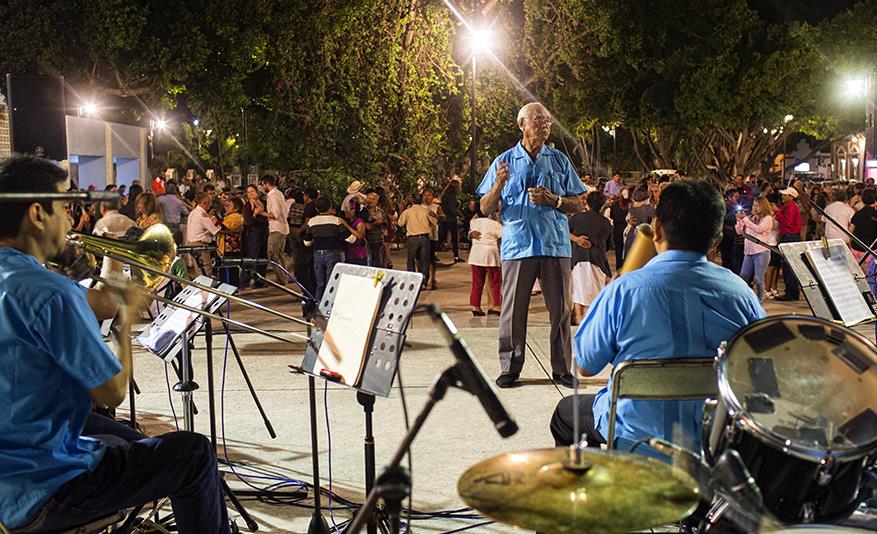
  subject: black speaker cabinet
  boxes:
[5,74,68,160]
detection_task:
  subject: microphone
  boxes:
[213,257,271,267]
[425,304,518,438]
[177,245,215,253]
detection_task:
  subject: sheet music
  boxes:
[316,274,384,386]
[805,245,875,326]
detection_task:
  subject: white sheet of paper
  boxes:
[316,274,384,386]
[806,245,875,326]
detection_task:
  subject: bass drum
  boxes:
[705,316,877,524]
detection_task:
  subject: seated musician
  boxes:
[550,179,766,452]
[0,155,229,533]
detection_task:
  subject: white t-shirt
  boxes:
[823,201,856,243]
[266,188,290,235]
[468,217,503,267]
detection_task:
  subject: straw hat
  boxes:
[347,180,364,194]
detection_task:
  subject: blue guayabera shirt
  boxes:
[476,142,585,260]
[577,250,766,451]
[0,247,121,529]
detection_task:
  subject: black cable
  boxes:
[628,437,651,455]
[525,339,564,397]
[164,364,179,431]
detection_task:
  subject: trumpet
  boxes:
[66,224,311,345]
[618,223,657,276]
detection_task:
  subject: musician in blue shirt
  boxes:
[0,155,228,533]
[550,179,765,452]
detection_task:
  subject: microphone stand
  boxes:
[343,364,467,534]
[345,305,517,534]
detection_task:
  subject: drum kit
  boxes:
[456,316,877,533]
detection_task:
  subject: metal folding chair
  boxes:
[606,357,717,450]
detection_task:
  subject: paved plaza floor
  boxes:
[124,247,834,533]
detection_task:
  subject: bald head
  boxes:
[517,102,549,130]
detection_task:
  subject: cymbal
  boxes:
[458,447,699,534]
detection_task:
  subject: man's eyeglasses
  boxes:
[529,116,553,126]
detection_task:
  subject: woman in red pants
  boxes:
[468,211,502,316]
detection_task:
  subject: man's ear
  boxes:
[27,203,47,231]
[653,217,665,245]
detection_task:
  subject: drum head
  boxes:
[720,316,877,458]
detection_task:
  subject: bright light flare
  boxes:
[469,28,494,54]
[82,102,98,116]
[154,119,168,130]
[843,79,868,99]
[784,114,794,123]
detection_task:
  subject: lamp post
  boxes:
[468,28,492,194]
[843,76,875,180]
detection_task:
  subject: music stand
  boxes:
[778,239,877,326]
[135,275,259,531]
[301,264,423,534]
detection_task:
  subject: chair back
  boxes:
[606,357,717,450]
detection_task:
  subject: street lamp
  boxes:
[841,76,875,180]
[468,27,494,194]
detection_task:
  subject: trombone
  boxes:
[67,224,312,345]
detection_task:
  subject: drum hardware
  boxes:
[818,457,836,486]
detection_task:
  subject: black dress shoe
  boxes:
[553,373,576,389]
[495,373,520,388]
[487,309,500,316]
[471,309,486,317]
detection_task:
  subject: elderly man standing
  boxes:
[260,175,290,285]
[477,102,585,389]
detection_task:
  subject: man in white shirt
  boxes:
[93,200,135,239]
[185,191,220,276]
[823,189,855,244]
[259,175,290,285]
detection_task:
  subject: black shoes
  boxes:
[487,309,500,316]
[495,373,520,388]
[553,373,576,389]
[472,309,486,317]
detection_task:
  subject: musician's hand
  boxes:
[469,230,482,240]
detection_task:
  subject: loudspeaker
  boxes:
[5,74,67,160]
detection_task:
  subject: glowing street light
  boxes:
[469,28,494,54]
[784,114,794,123]
[82,102,98,116]
[193,119,200,127]
[844,78,868,99]
[154,119,169,130]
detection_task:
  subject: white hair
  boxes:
[516,102,547,130]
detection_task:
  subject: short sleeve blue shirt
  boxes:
[0,247,122,529]
[476,143,585,260]
[575,250,766,451]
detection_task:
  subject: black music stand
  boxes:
[778,239,877,326]
[136,276,259,531]
[300,264,423,534]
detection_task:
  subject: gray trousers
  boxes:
[499,256,572,377]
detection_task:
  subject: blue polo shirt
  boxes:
[476,142,584,260]
[0,247,122,529]
[576,250,765,451]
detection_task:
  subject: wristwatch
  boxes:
[555,195,563,209]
